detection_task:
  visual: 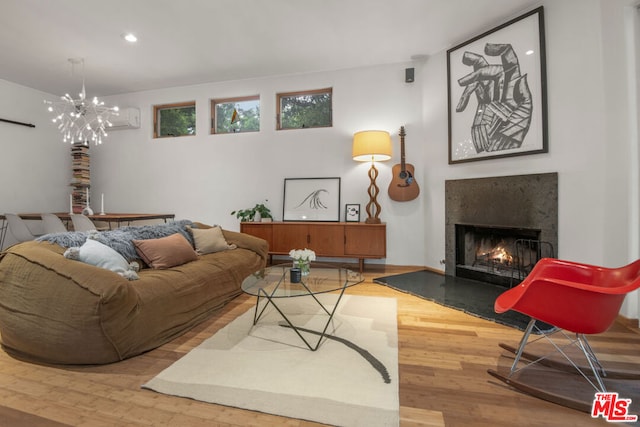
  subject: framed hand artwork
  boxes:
[447,7,548,164]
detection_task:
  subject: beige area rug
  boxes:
[143,294,399,426]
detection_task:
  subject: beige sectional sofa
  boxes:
[0,226,267,364]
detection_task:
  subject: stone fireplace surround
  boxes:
[445,173,558,278]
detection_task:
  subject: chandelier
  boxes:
[45,58,119,145]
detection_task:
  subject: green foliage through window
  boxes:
[154,102,196,138]
[277,88,332,130]
[211,96,260,134]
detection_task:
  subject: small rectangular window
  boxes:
[153,101,196,138]
[211,95,260,134]
[277,88,332,130]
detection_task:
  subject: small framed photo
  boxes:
[283,177,341,221]
[345,204,360,222]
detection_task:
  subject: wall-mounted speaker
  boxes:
[405,67,415,83]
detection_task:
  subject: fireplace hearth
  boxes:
[445,173,558,286]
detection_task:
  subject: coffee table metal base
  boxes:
[252,280,347,351]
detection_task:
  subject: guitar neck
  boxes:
[399,126,406,169]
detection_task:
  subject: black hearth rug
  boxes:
[374,270,554,332]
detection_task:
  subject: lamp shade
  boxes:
[352,130,392,162]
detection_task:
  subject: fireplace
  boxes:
[445,173,558,286]
[454,224,555,287]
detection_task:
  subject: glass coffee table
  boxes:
[241,264,363,351]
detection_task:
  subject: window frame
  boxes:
[210,95,260,135]
[153,101,196,139]
[276,87,333,131]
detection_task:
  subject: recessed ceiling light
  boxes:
[525,49,534,55]
[122,33,138,43]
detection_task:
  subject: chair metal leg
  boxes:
[504,323,608,393]
[537,332,607,393]
[576,334,607,392]
[580,333,606,376]
[510,318,537,374]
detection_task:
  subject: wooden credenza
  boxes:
[240,221,386,271]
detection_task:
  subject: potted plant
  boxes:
[231,200,273,222]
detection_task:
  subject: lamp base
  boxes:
[363,162,383,225]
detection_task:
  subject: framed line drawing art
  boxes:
[283,177,341,221]
[345,204,360,222]
[447,6,547,164]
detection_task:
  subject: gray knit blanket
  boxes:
[37,219,194,261]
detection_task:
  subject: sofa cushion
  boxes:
[188,225,236,254]
[133,233,198,269]
[64,238,139,280]
[38,219,195,262]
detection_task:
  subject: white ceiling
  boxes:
[1,0,540,97]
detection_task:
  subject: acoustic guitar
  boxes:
[388,126,420,202]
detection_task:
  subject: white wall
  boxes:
[0,79,69,248]
[423,0,604,266]
[615,0,640,319]
[95,63,427,266]
[422,0,640,319]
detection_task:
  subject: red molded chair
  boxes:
[489,257,640,402]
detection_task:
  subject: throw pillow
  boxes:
[187,225,236,254]
[64,238,140,280]
[133,233,198,269]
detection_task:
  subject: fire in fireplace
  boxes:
[455,224,553,287]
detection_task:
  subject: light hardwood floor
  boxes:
[0,264,638,426]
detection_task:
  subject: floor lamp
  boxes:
[352,130,392,224]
